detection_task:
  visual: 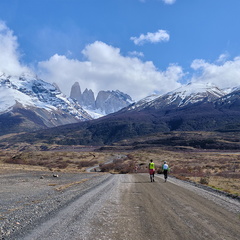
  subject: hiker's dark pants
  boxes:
[163,170,168,179]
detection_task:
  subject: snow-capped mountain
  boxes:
[0,73,92,135]
[95,90,133,115]
[125,82,228,112]
[126,94,159,111]
[214,85,240,110]
[84,81,240,142]
[70,82,133,117]
[2,78,240,144]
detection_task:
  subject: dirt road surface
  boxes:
[1,172,240,240]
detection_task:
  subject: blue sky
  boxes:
[1,0,240,100]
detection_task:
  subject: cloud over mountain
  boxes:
[0,21,31,76]
[38,41,182,101]
[191,56,240,89]
[1,22,240,103]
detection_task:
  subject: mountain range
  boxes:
[0,73,134,136]
[116,82,240,133]
[127,82,226,111]
[2,80,240,147]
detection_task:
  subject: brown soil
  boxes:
[0,172,240,239]
[83,174,240,240]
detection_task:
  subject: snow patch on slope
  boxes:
[165,82,227,107]
[0,73,92,121]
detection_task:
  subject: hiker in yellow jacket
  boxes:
[149,159,155,182]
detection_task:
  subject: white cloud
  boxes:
[162,0,176,4]
[128,51,144,57]
[216,53,229,63]
[0,21,30,76]
[191,57,240,89]
[130,29,170,46]
[5,22,240,104]
[38,41,182,100]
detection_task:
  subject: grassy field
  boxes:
[0,144,239,196]
[0,148,115,172]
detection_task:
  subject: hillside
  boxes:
[1,82,240,147]
[0,73,92,135]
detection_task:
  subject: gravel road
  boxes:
[0,171,240,240]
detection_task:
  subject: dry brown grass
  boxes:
[189,176,240,196]
[0,146,239,196]
[55,179,89,191]
[0,150,115,172]
[125,148,240,196]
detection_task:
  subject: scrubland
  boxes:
[0,144,239,197]
[128,147,240,196]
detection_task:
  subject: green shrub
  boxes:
[200,177,209,185]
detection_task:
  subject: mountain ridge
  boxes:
[125,82,228,112]
[0,73,92,135]
[19,81,240,145]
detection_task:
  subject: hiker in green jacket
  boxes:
[162,161,170,182]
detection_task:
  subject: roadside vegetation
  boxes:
[0,131,239,196]
[0,150,113,172]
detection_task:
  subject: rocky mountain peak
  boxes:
[69,82,133,116]
[96,90,133,115]
[82,88,95,109]
[0,74,92,135]
[70,82,82,104]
